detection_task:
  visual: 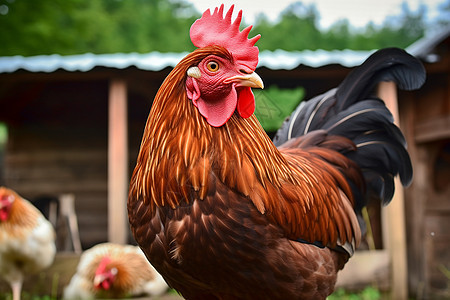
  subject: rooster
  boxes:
[128,5,425,300]
[63,242,169,299]
[0,186,56,300]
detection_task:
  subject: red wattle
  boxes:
[237,87,255,118]
[196,87,237,127]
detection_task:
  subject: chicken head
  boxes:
[0,193,14,222]
[185,5,264,127]
[94,256,118,291]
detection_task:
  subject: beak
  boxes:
[224,72,264,89]
[93,274,106,287]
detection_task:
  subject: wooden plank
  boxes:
[4,126,109,247]
[378,81,408,300]
[399,93,428,297]
[59,193,82,253]
[108,78,128,244]
[414,115,450,143]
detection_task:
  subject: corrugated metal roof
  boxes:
[0,49,374,74]
[260,49,373,69]
[0,52,189,73]
[0,50,371,73]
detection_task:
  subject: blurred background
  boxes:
[0,0,448,56]
[0,0,449,299]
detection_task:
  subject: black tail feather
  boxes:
[335,47,426,110]
[273,47,425,208]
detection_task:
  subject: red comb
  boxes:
[190,4,260,70]
[96,256,111,275]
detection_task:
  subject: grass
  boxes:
[0,272,59,300]
[328,286,382,300]
[0,286,383,300]
[0,293,56,300]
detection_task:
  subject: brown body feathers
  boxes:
[128,48,364,300]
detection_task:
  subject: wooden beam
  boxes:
[378,81,408,300]
[108,78,128,244]
[414,115,450,143]
[59,193,82,254]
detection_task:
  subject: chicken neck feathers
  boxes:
[128,45,361,250]
[0,189,40,237]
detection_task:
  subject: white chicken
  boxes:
[0,186,56,300]
[63,242,169,299]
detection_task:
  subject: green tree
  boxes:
[434,0,449,28]
[254,2,322,51]
[321,19,352,50]
[0,0,198,56]
[0,0,431,56]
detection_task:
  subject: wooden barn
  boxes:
[0,27,449,298]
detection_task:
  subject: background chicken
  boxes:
[0,186,56,300]
[128,5,426,300]
[63,242,169,299]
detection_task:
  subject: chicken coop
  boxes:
[0,27,449,299]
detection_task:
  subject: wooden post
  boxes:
[108,79,128,244]
[378,81,408,300]
[59,193,82,254]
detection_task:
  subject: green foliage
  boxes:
[0,123,7,145]
[254,86,304,132]
[438,264,450,280]
[0,0,442,56]
[0,293,56,300]
[253,1,428,51]
[0,0,198,56]
[436,0,450,27]
[256,2,323,51]
[327,286,382,300]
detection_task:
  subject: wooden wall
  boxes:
[0,69,164,249]
[400,41,450,299]
[2,79,109,248]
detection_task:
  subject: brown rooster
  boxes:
[0,187,56,300]
[63,243,168,299]
[128,5,425,300]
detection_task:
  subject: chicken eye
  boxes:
[206,61,219,72]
